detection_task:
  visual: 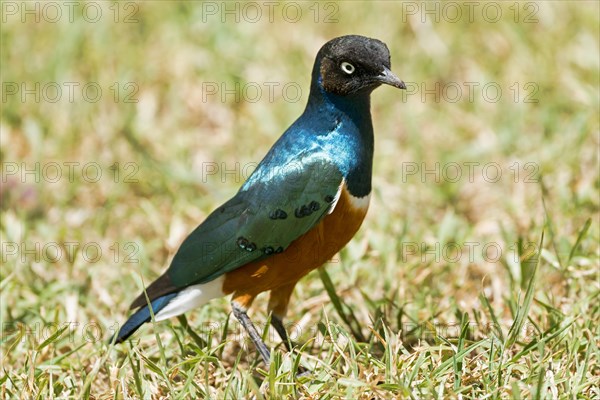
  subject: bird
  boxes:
[112,35,406,367]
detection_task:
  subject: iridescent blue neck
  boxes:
[300,71,374,197]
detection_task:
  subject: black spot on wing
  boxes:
[263,246,274,255]
[294,200,322,218]
[295,205,310,218]
[269,209,288,220]
[236,236,257,252]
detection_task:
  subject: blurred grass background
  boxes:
[1,1,598,398]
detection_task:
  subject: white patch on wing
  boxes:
[155,276,225,321]
[327,180,345,214]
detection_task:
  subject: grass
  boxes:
[1,1,599,398]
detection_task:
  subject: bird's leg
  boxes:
[231,300,271,366]
[270,314,293,352]
[268,282,298,352]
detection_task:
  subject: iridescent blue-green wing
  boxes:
[166,155,343,287]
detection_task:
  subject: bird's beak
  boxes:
[377,67,406,89]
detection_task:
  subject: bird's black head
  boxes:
[315,35,406,96]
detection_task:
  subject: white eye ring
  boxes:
[340,61,355,75]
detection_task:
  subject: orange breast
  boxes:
[222,185,369,300]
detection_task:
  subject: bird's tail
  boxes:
[110,293,177,344]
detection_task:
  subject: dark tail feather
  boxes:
[111,293,177,344]
[129,273,177,310]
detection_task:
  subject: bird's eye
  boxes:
[340,62,355,75]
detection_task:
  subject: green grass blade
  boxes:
[506,232,544,348]
[567,217,592,264]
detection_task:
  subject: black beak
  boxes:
[377,67,406,89]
